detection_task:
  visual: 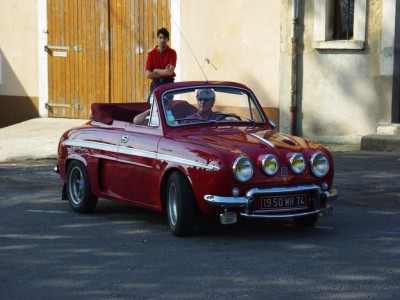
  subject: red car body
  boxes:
[57,81,338,236]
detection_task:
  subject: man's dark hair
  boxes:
[157,28,170,39]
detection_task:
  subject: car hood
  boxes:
[171,126,325,156]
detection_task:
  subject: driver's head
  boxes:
[196,88,215,101]
[196,88,215,113]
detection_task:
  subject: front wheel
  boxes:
[66,160,98,213]
[166,172,196,237]
[293,213,318,226]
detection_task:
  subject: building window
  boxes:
[333,0,354,40]
[313,0,365,50]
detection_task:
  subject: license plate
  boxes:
[261,194,306,209]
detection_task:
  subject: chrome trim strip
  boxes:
[240,205,333,219]
[204,195,247,207]
[63,140,118,153]
[62,139,219,170]
[117,159,152,168]
[118,146,157,159]
[245,184,320,197]
[157,153,220,170]
[92,154,118,161]
[249,133,275,148]
[240,210,319,219]
[253,207,307,213]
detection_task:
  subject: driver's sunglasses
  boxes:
[197,98,214,102]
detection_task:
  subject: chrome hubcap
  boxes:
[168,183,178,227]
[70,166,84,205]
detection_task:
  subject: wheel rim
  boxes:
[69,166,84,206]
[168,182,178,227]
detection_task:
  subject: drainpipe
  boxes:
[290,0,298,136]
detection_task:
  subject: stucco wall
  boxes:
[0,0,38,97]
[178,0,281,110]
[280,0,392,142]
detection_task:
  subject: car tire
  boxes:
[166,172,196,237]
[293,213,318,226]
[66,160,98,213]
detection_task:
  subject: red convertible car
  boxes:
[57,81,338,236]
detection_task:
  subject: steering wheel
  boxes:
[218,113,242,121]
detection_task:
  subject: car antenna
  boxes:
[171,16,208,83]
[204,58,217,70]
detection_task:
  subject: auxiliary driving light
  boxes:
[321,181,329,191]
[220,211,238,225]
[232,187,240,197]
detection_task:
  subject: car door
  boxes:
[116,121,164,209]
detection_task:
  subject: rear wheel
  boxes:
[293,213,318,226]
[66,160,98,213]
[166,172,196,237]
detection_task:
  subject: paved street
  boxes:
[0,151,399,299]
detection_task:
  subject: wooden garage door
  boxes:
[46,0,171,119]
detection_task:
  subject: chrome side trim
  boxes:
[92,154,118,161]
[118,146,157,159]
[157,153,220,170]
[116,159,152,168]
[249,133,275,148]
[62,139,219,170]
[63,140,118,153]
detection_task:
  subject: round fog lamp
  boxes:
[232,187,240,197]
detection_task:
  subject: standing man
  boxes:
[145,28,177,94]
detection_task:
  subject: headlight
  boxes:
[261,154,279,175]
[233,156,254,182]
[310,152,330,177]
[290,153,306,174]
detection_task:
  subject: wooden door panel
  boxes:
[109,0,171,104]
[47,0,170,119]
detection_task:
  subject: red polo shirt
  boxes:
[145,46,177,78]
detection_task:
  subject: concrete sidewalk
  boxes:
[0,118,88,161]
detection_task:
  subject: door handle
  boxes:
[121,136,129,143]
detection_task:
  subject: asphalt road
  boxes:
[0,151,399,299]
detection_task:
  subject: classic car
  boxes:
[57,81,338,236]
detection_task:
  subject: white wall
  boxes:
[280,0,394,143]
[178,0,281,109]
[0,0,38,96]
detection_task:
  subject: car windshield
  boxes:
[160,86,265,127]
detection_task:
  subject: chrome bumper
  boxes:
[204,184,339,220]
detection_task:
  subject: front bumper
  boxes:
[204,184,338,220]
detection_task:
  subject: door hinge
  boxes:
[45,103,84,110]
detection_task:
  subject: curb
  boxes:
[361,134,400,152]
